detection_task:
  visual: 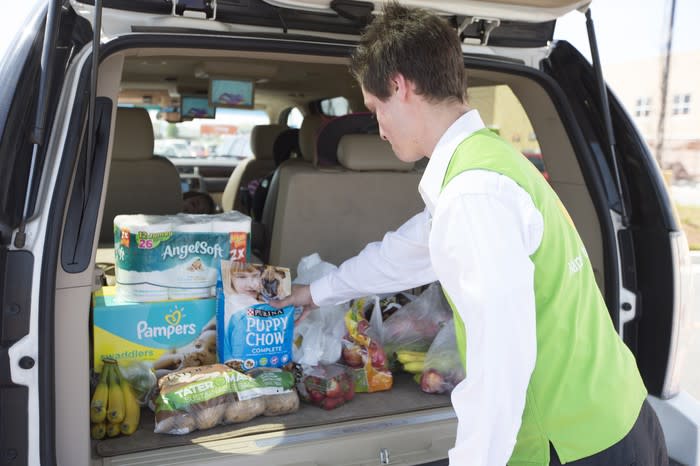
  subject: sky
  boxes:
[554,0,699,65]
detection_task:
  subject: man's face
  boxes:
[361,84,423,163]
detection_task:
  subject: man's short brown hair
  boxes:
[350,3,466,103]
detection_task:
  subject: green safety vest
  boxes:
[440,128,647,465]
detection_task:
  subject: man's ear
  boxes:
[392,73,414,101]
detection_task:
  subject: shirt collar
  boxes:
[418,109,486,215]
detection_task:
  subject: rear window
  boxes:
[118,105,270,164]
[150,107,269,162]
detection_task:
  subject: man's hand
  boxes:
[271,284,318,321]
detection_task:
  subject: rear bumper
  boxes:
[648,391,700,466]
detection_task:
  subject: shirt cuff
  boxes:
[309,274,344,307]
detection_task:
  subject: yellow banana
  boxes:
[413,372,422,385]
[106,421,121,438]
[89,366,110,423]
[119,366,141,435]
[396,351,426,364]
[90,422,107,440]
[402,361,425,374]
[106,363,125,424]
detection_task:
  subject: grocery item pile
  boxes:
[90,236,463,440]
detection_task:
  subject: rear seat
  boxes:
[221,123,286,213]
[255,115,323,260]
[265,131,423,270]
[98,107,182,247]
[96,107,183,280]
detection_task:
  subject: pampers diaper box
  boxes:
[114,211,251,302]
[92,286,216,373]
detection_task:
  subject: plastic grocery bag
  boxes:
[297,363,355,410]
[292,254,347,366]
[340,297,392,393]
[419,319,465,394]
[382,282,453,359]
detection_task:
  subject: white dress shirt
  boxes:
[310,110,543,465]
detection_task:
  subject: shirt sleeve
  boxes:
[429,171,542,466]
[310,208,438,306]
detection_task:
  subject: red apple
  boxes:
[356,320,370,335]
[342,344,365,367]
[368,341,387,369]
[420,369,446,394]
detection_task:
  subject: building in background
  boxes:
[604,50,700,180]
[468,85,540,155]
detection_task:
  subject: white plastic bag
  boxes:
[382,282,452,357]
[420,319,465,394]
[292,254,346,366]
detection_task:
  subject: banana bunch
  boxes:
[90,359,141,440]
[396,350,427,375]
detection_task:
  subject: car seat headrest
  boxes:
[299,114,324,163]
[315,113,378,167]
[337,134,414,171]
[272,128,300,167]
[112,107,155,161]
[251,124,286,160]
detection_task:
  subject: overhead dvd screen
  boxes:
[181,95,216,119]
[209,78,255,108]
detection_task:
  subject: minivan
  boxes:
[1,1,698,465]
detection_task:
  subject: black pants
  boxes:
[549,400,668,466]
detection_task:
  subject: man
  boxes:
[273,3,668,465]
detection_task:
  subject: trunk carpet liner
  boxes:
[96,373,452,457]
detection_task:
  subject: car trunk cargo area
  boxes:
[93,373,452,458]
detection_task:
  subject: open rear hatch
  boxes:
[71,0,589,46]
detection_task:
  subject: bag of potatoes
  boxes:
[154,364,298,435]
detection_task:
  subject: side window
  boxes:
[286,107,303,129]
[319,96,350,117]
[468,85,548,181]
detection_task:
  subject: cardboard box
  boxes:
[92,286,216,373]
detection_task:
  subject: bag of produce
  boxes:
[297,364,355,410]
[340,297,392,393]
[418,319,465,395]
[153,364,298,435]
[381,282,452,363]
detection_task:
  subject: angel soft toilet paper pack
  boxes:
[114,212,251,302]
